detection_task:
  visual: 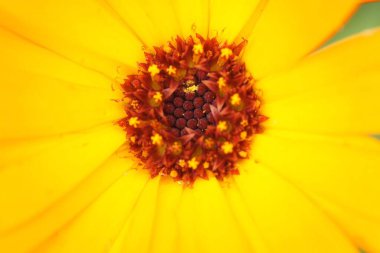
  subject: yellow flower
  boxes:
[0,1,380,253]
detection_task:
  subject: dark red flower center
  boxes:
[118,34,267,185]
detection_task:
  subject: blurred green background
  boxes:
[327,2,380,45]
[328,2,380,145]
[323,2,380,253]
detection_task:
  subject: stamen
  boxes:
[128,117,140,128]
[221,141,234,154]
[220,48,233,59]
[148,64,160,77]
[151,133,163,146]
[119,34,266,185]
[188,157,200,170]
[166,65,177,76]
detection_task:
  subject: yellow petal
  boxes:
[244,0,360,78]
[235,162,358,253]
[0,140,137,253]
[222,182,270,253]
[208,0,261,41]
[106,0,181,46]
[0,124,125,234]
[173,0,209,37]
[251,129,380,252]
[147,178,183,253]
[117,176,160,253]
[30,169,149,253]
[0,27,125,139]
[180,177,250,253]
[177,187,199,253]
[0,0,143,77]
[260,29,380,134]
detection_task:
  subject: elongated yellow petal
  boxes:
[222,183,270,253]
[235,162,358,253]
[118,177,160,253]
[28,170,149,253]
[147,178,183,253]
[244,0,360,78]
[106,0,181,46]
[251,129,380,252]
[0,0,143,77]
[180,177,251,253]
[0,124,124,234]
[208,0,261,41]
[0,27,125,139]
[260,29,380,134]
[173,0,209,37]
[177,188,199,253]
[0,140,137,253]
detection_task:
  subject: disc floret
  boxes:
[119,34,266,185]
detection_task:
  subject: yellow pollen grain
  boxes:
[148,64,160,77]
[151,133,163,146]
[204,138,215,149]
[188,157,199,170]
[185,80,195,86]
[193,43,204,54]
[167,65,176,75]
[230,93,242,106]
[239,151,248,158]
[142,150,149,158]
[128,117,140,128]
[178,159,186,167]
[218,77,226,89]
[217,121,228,132]
[153,91,163,103]
[241,119,248,127]
[220,48,233,58]
[130,136,136,143]
[240,131,247,140]
[203,162,210,169]
[131,100,139,109]
[171,142,182,153]
[184,85,198,93]
[170,170,178,178]
[221,141,234,154]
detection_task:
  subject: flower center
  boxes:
[119,34,267,185]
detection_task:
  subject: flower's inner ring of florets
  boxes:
[163,80,214,137]
[119,34,267,185]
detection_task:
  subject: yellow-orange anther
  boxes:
[220,48,233,58]
[178,159,186,167]
[128,117,140,128]
[218,77,226,89]
[170,170,178,178]
[204,138,215,149]
[130,136,136,143]
[131,100,139,109]
[241,119,248,127]
[153,91,163,103]
[203,162,210,169]
[240,131,247,140]
[238,151,248,158]
[188,157,199,170]
[171,142,182,154]
[148,64,160,77]
[221,141,234,154]
[217,121,228,132]
[167,65,177,75]
[151,133,163,145]
[193,43,204,54]
[230,93,242,106]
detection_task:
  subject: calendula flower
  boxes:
[0,1,380,253]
